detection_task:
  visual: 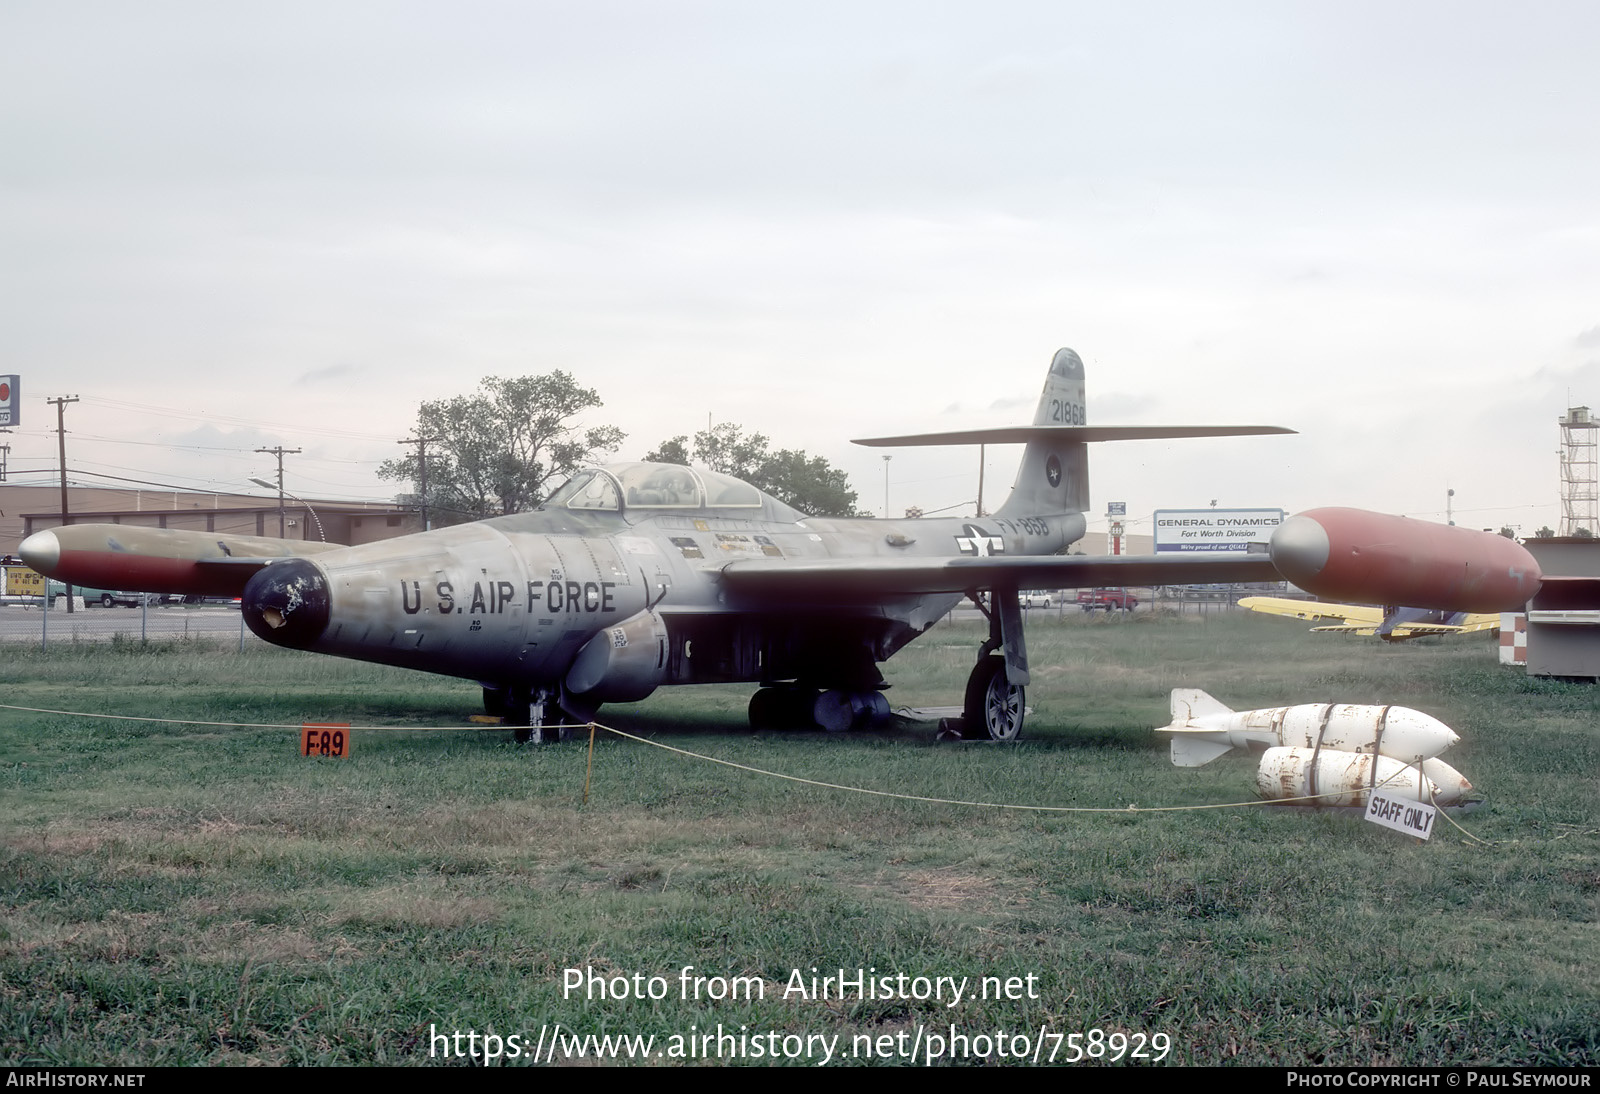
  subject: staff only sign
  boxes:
[1153,508,1284,553]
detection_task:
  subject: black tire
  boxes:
[962,654,1025,741]
[100,593,114,608]
[748,686,820,730]
[483,687,508,718]
[748,687,787,729]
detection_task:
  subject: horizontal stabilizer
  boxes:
[852,424,1295,447]
[1167,734,1236,768]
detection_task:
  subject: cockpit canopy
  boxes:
[546,463,774,514]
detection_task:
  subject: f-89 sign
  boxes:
[301,722,351,758]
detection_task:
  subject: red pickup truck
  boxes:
[1077,588,1138,611]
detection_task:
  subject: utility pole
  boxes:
[49,395,79,611]
[976,443,985,517]
[397,435,438,531]
[255,446,301,537]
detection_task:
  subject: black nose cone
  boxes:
[242,559,330,648]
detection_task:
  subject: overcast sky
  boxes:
[4,1,1598,536]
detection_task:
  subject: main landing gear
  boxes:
[963,653,1025,741]
[958,587,1030,741]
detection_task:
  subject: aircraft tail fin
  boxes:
[1166,734,1236,767]
[1158,688,1238,767]
[994,348,1089,519]
[1170,687,1233,723]
[848,347,1290,520]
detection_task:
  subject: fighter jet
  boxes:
[17,349,1545,742]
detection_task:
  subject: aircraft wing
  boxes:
[1237,596,1383,626]
[1383,615,1502,639]
[717,552,1281,600]
[1240,595,1504,640]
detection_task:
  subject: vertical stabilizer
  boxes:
[995,348,1090,519]
[1170,688,1233,724]
[1165,688,1238,766]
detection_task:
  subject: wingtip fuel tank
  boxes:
[1269,508,1541,613]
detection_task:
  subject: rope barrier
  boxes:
[1,702,1454,817]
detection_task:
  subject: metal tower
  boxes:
[1560,406,1598,536]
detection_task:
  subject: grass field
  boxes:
[2,613,1596,1066]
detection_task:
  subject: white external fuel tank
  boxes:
[1158,689,1459,767]
[1254,746,1472,807]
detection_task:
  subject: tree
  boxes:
[643,423,863,516]
[1535,526,1556,539]
[758,447,861,516]
[641,436,690,465]
[380,373,624,526]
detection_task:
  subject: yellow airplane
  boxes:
[1237,597,1500,640]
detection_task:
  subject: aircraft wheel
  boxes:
[483,686,508,719]
[962,654,1025,741]
[748,687,786,729]
[749,686,819,729]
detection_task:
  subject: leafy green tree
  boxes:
[380,373,624,525]
[758,447,860,517]
[641,436,690,465]
[644,424,862,516]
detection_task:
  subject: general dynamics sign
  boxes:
[1153,508,1284,553]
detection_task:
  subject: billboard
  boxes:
[1153,508,1284,553]
[0,375,16,427]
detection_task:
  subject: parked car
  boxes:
[1077,587,1138,611]
[41,581,153,608]
[1021,591,1056,608]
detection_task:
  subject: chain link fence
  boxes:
[0,598,256,647]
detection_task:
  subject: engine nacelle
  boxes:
[564,609,670,703]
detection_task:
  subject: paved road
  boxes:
[0,604,257,644]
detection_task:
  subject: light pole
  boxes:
[250,478,326,541]
[882,454,892,518]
